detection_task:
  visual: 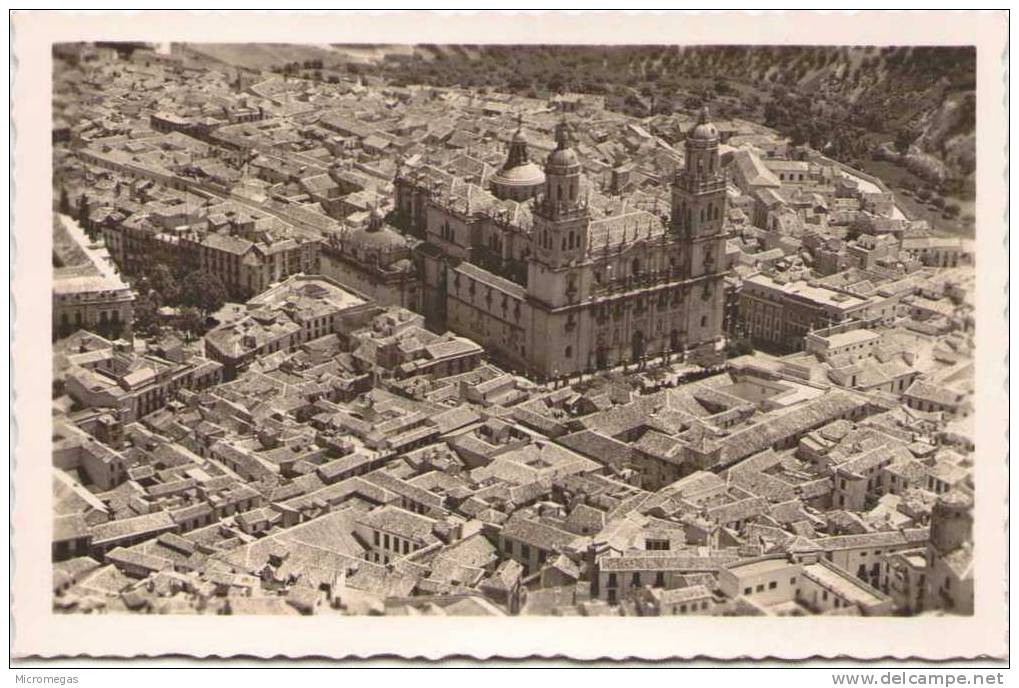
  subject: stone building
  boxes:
[395,110,730,378]
[738,273,873,353]
[53,214,135,341]
[319,207,422,311]
[925,491,974,614]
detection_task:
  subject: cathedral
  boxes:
[394,108,730,379]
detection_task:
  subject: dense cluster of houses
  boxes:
[51,44,974,617]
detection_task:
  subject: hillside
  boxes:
[363,44,976,197]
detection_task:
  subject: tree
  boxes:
[894,128,917,155]
[179,270,227,317]
[148,264,180,304]
[178,307,207,342]
[132,292,161,336]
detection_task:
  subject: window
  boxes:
[679,604,687,613]
[790,577,796,585]
[521,544,531,560]
[756,584,764,593]
[607,573,617,587]
[768,581,777,590]
[373,531,380,546]
[655,572,665,587]
[631,572,641,586]
[565,345,573,358]
[383,534,390,550]
[743,587,752,595]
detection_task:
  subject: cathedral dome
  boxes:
[491,120,546,201]
[491,161,545,187]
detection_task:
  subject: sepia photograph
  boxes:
[11,10,1009,665]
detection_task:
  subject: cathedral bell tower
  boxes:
[671,106,727,279]
[532,120,589,269]
[667,106,729,356]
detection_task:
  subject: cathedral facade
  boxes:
[394,110,730,379]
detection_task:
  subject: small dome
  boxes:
[690,122,719,141]
[546,119,581,170]
[689,106,719,141]
[348,222,407,251]
[546,146,578,169]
